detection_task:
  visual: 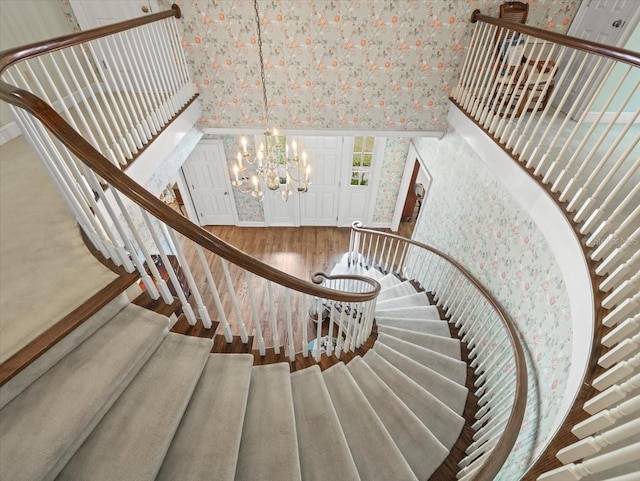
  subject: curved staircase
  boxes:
[0,255,469,481]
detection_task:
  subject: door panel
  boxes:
[181,142,236,225]
[296,136,342,226]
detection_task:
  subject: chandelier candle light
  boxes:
[230,0,311,202]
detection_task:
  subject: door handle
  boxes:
[612,19,624,28]
[141,5,149,13]
[224,192,228,195]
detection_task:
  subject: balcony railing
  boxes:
[451,10,639,481]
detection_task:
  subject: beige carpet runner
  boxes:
[0,257,468,481]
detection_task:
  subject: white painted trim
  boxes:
[583,111,639,124]
[0,121,21,146]
[365,137,387,226]
[203,127,445,138]
[176,168,200,225]
[236,221,268,227]
[448,103,595,460]
[125,100,202,187]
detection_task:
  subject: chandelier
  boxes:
[230,0,311,202]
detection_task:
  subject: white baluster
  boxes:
[285,289,295,362]
[557,68,636,202]
[557,420,640,466]
[166,227,212,327]
[572,393,640,439]
[266,281,280,354]
[538,443,640,481]
[602,314,640,348]
[584,373,640,415]
[592,353,640,391]
[593,218,640,269]
[602,272,640,310]
[195,245,233,342]
[244,271,265,356]
[453,21,480,99]
[140,210,195,323]
[602,292,640,328]
[220,258,249,343]
[600,250,640,293]
[581,164,640,236]
[599,333,640,369]
[543,58,618,186]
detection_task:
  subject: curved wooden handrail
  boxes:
[351,222,528,481]
[0,4,181,73]
[471,9,640,68]
[0,10,380,304]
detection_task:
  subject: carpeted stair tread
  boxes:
[347,357,449,480]
[373,342,468,415]
[364,268,385,281]
[291,366,360,481]
[377,333,467,385]
[364,350,465,449]
[377,292,433,310]
[0,293,130,410]
[235,363,301,481]
[376,326,462,359]
[0,305,169,481]
[377,281,418,302]
[375,317,451,336]
[322,363,418,481]
[375,305,442,320]
[57,333,212,481]
[156,353,254,481]
[376,273,404,290]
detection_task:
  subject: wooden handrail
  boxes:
[470,10,640,68]
[0,4,181,74]
[0,10,380,304]
[351,222,528,481]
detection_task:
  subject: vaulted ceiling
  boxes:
[163,0,580,132]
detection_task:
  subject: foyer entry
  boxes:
[182,135,386,227]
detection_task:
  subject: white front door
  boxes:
[297,136,343,226]
[555,0,639,118]
[181,141,238,226]
[338,136,385,227]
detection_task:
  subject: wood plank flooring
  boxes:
[177,224,414,353]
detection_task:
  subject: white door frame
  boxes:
[181,139,240,226]
[391,142,432,232]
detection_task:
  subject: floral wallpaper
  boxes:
[160,0,580,131]
[373,137,411,223]
[411,131,572,479]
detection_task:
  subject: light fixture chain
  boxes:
[254,0,269,127]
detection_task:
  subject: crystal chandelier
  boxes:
[230,0,311,202]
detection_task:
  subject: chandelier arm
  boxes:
[254,0,269,127]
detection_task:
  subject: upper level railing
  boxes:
[451,10,639,481]
[0,4,197,170]
[348,222,528,481]
[0,6,380,386]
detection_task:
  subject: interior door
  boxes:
[297,136,342,226]
[181,141,237,226]
[554,0,638,118]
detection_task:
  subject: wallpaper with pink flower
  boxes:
[412,131,572,479]
[160,0,580,131]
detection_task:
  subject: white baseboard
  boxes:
[236,221,267,227]
[584,111,639,124]
[0,121,21,146]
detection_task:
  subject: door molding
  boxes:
[391,142,432,232]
